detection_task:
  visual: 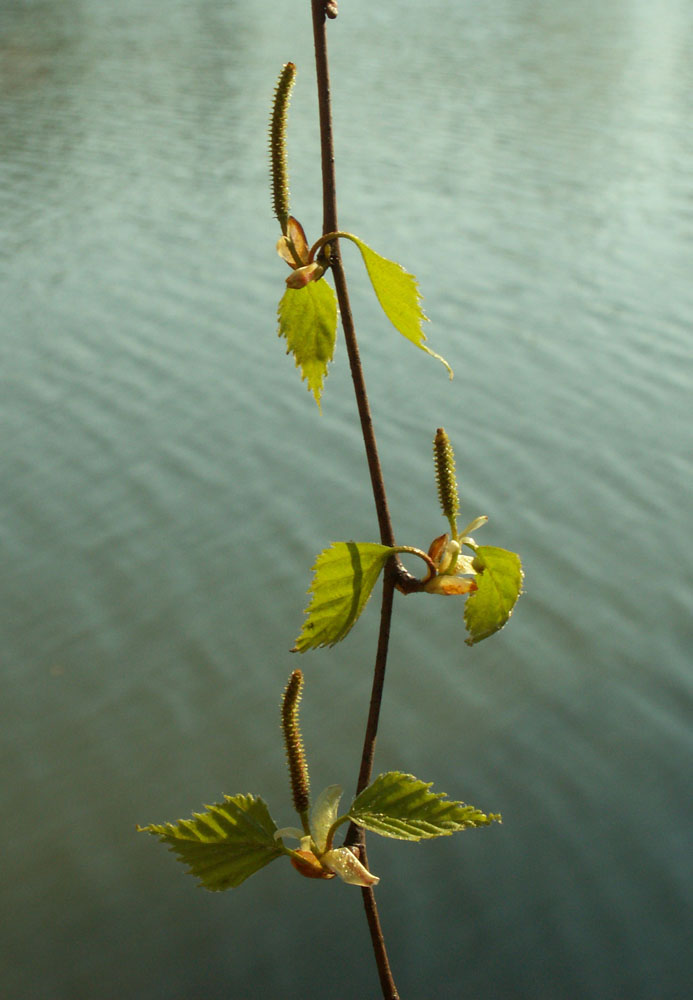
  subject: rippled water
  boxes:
[2,1,692,997]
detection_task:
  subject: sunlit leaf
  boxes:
[344,235,451,376]
[137,794,284,891]
[464,545,523,645]
[277,280,338,407]
[293,542,396,652]
[349,772,500,841]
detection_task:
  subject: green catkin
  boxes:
[269,62,296,236]
[281,669,310,817]
[433,427,460,526]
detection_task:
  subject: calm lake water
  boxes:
[2,1,692,997]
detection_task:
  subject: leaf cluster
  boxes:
[293,539,522,651]
[278,234,450,406]
[138,773,500,891]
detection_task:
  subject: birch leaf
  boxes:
[464,545,523,645]
[344,235,452,376]
[137,794,283,891]
[277,280,337,407]
[349,772,500,841]
[293,542,395,652]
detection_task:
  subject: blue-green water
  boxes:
[2,1,692,997]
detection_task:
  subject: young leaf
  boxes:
[137,794,284,891]
[349,772,500,841]
[464,545,523,646]
[343,234,452,377]
[310,785,344,854]
[278,281,338,407]
[293,542,396,652]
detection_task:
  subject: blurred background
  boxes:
[1,1,691,997]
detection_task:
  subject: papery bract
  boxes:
[321,847,380,887]
[423,574,477,596]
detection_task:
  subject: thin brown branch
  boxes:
[310,4,400,998]
[310,6,394,550]
[360,845,401,1000]
[347,561,397,810]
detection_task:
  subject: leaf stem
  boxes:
[324,813,350,853]
[308,230,358,262]
[392,545,437,584]
[310,4,399,998]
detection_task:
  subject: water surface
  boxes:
[2,1,692,997]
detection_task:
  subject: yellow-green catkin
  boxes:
[269,62,296,236]
[434,427,460,530]
[281,668,310,817]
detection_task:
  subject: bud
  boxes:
[290,850,335,880]
[285,261,325,288]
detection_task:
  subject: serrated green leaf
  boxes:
[138,794,284,891]
[293,542,395,652]
[464,545,523,645]
[349,772,500,841]
[344,235,451,376]
[277,280,338,406]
